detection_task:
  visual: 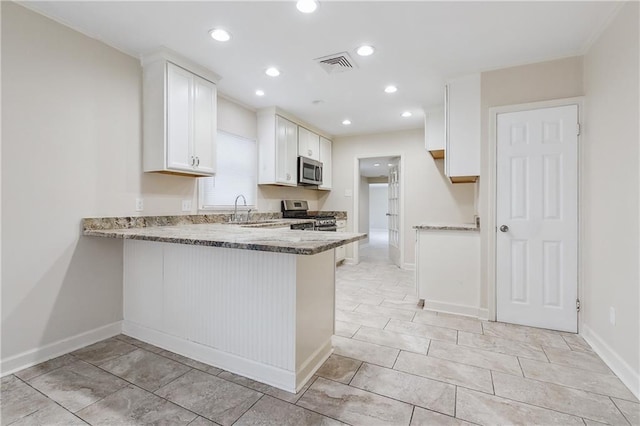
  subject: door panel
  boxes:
[193,76,216,174]
[496,105,578,332]
[166,63,193,171]
[388,161,401,267]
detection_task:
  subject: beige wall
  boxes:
[582,1,639,394]
[478,56,584,309]
[358,175,370,245]
[320,128,475,265]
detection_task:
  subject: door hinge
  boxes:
[576,123,581,136]
[576,298,581,312]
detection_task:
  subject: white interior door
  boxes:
[496,105,578,332]
[388,162,401,267]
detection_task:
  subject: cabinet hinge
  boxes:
[576,123,581,136]
[576,298,581,312]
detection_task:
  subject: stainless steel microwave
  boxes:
[298,156,323,186]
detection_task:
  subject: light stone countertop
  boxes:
[413,223,479,232]
[84,222,366,255]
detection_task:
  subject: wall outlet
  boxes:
[182,199,192,212]
[135,198,144,212]
[344,189,353,197]
[609,307,616,325]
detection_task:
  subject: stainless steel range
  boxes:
[281,200,337,231]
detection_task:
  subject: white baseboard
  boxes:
[0,321,122,377]
[581,324,640,400]
[123,321,298,393]
[344,258,357,265]
[402,262,415,271]
[423,300,486,319]
[295,338,332,392]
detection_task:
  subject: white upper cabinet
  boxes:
[258,109,298,186]
[142,50,219,177]
[298,126,320,161]
[445,73,480,183]
[425,108,445,159]
[318,136,332,190]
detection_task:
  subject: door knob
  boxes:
[499,225,509,232]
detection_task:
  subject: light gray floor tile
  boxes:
[332,335,399,368]
[520,358,636,400]
[335,299,360,311]
[188,417,217,426]
[14,354,78,382]
[9,400,87,426]
[0,375,54,425]
[582,419,609,426]
[380,299,423,311]
[71,337,138,365]
[428,340,522,376]
[560,333,594,352]
[350,363,455,416]
[336,289,386,306]
[335,309,389,329]
[385,319,457,343]
[99,348,192,392]
[543,346,612,374]
[76,385,197,425]
[315,354,362,384]
[410,407,473,425]
[155,369,262,426]
[456,387,584,425]
[217,371,314,404]
[114,334,165,353]
[492,371,628,424]
[394,351,493,393]
[457,330,548,361]
[235,395,343,425]
[355,303,416,321]
[335,320,360,338]
[297,377,413,426]
[158,350,223,375]
[413,311,483,334]
[353,326,430,354]
[612,397,640,424]
[482,322,570,349]
[28,360,128,412]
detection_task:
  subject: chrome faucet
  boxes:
[233,194,247,223]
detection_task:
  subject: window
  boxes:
[199,131,257,209]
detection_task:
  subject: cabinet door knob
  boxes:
[191,156,195,166]
[499,225,509,232]
[196,157,200,166]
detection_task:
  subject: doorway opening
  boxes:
[354,155,402,267]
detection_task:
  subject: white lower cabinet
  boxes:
[415,229,481,317]
[335,220,346,263]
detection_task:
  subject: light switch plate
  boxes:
[344,189,353,197]
[135,198,144,212]
[182,199,192,212]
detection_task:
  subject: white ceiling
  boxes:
[22,1,621,137]
[359,156,397,178]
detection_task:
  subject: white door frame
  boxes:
[487,96,584,324]
[352,153,405,266]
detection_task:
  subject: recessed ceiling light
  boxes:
[265,67,280,77]
[387,163,393,167]
[296,0,318,13]
[356,45,375,56]
[209,28,231,42]
[384,85,397,93]
[401,111,412,117]
[255,89,265,96]
[342,119,351,125]
[374,163,381,167]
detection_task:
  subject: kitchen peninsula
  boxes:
[84,215,365,393]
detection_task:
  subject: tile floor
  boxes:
[2,235,639,425]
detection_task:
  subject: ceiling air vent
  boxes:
[315,52,358,74]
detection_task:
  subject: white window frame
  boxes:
[198,130,257,211]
